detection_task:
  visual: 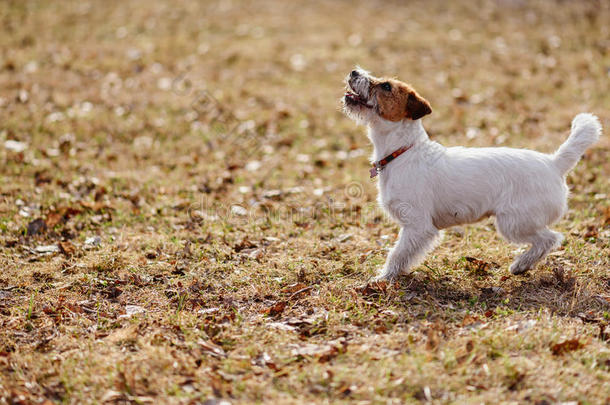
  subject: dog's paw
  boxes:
[372,274,390,282]
[374,267,404,282]
[509,261,531,275]
[372,270,393,282]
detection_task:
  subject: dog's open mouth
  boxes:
[345,89,373,108]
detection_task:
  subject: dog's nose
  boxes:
[350,70,359,78]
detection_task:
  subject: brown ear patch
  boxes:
[405,91,432,120]
[374,79,432,122]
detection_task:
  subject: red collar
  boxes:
[370,145,413,178]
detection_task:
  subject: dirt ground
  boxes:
[0,0,609,403]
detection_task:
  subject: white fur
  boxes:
[343,70,602,280]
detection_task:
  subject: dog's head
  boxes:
[342,68,431,125]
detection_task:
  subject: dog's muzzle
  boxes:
[344,70,373,108]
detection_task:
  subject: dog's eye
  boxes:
[381,82,392,91]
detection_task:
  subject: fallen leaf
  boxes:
[355,280,388,297]
[45,206,81,228]
[263,301,286,317]
[26,218,47,236]
[550,338,586,355]
[58,241,75,257]
[45,212,63,228]
[281,283,307,294]
[103,286,122,299]
[462,314,483,328]
[34,170,52,186]
[465,256,497,276]
[373,320,388,334]
[583,225,598,239]
[234,238,257,252]
[284,285,313,301]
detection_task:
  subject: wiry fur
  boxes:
[342,68,603,280]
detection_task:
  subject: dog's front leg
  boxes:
[376,225,439,281]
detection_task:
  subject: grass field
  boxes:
[1,0,609,403]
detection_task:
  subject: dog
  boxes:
[342,68,602,280]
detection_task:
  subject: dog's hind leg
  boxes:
[496,215,563,275]
[508,228,563,275]
[376,225,439,281]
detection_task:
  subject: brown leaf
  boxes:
[461,314,482,327]
[465,256,497,276]
[583,225,598,239]
[94,186,107,201]
[45,206,82,228]
[34,170,52,186]
[45,212,63,228]
[58,241,75,257]
[263,301,286,317]
[102,286,122,299]
[550,338,586,355]
[355,280,388,297]
[281,283,307,294]
[285,285,313,301]
[234,237,257,252]
[373,320,388,334]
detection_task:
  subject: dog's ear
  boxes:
[406,92,432,120]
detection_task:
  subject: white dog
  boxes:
[342,68,602,280]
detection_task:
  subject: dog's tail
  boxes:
[552,113,602,175]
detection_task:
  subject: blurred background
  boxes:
[2,1,609,190]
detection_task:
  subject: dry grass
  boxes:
[1,0,609,403]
